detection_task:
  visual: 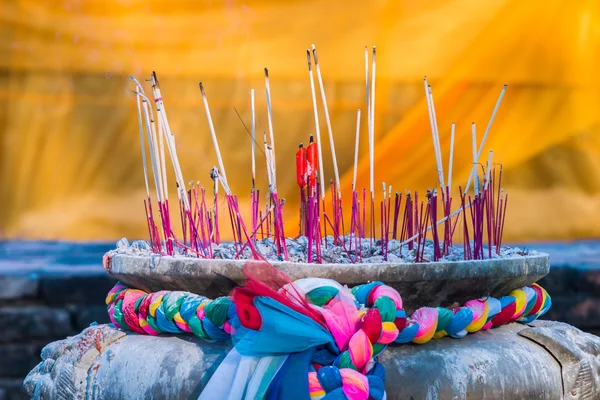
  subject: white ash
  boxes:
[109,236,536,264]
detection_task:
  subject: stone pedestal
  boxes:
[23,252,600,399]
[24,321,600,399]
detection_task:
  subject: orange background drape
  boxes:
[2,0,600,241]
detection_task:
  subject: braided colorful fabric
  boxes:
[105,262,551,400]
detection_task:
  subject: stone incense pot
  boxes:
[24,253,600,399]
[107,252,550,312]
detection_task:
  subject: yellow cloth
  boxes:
[2,0,600,241]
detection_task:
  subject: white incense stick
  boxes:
[131,85,167,245]
[250,88,256,188]
[131,84,164,203]
[365,46,370,111]
[264,68,277,191]
[353,109,361,190]
[369,46,376,199]
[423,78,445,191]
[365,47,371,197]
[311,44,341,199]
[157,111,169,200]
[263,131,273,189]
[428,85,445,189]
[133,85,150,198]
[471,122,479,195]
[448,122,455,191]
[484,150,493,189]
[199,82,230,192]
[267,147,276,191]
[150,72,189,210]
[464,84,507,194]
[148,103,165,201]
[306,49,326,199]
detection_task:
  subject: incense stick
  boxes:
[369,47,376,199]
[448,122,455,191]
[464,84,507,195]
[264,68,277,190]
[429,86,445,190]
[199,82,230,191]
[151,73,188,210]
[306,50,326,201]
[311,44,341,199]
[353,109,361,191]
[251,88,256,188]
[471,122,479,195]
[423,78,445,191]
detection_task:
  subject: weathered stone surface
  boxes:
[0,344,43,378]
[109,253,550,312]
[23,325,127,399]
[40,276,117,306]
[0,277,37,301]
[25,321,600,399]
[0,379,28,400]
[0,306,72,343]
[520,320,600,399]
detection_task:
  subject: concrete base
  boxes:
[24,321,600,399]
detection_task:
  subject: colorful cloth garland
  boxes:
[105,261,551,400]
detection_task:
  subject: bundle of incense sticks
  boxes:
[129,46,510,263]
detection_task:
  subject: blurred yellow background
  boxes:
[2,0,600,242]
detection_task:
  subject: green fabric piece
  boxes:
[523,297,536,317]
[113,300,126,329]
[336,351,358,371]
[205,297,231,327]
[146,314,160,333]
[374,296,396,322]
[306,286,339,307]
[372,343,386,357]
[436,307,453,332]
[188,314,211,341]
[134,297,143,314]
[163,292,187,320]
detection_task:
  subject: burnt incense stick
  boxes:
[369,47,376,199]
[448,122,455,192]
[365,46,370,135]
[306,50,326,201]
[369,47,377,243]
[156,111,169,206]
[429,86,445,190]
[471,122,479,195]
[251,89,256,188]
[131,86,174,250]
[151,73,189,211]
[312,44,341,200]
[464,84,507,195]
[263,132,273,189]
[132,82,151,198]
[200,82,230,190]
[264,68,277,190]
[130,88,164,202]
[353,109,361,191]
[424,78,445,191]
